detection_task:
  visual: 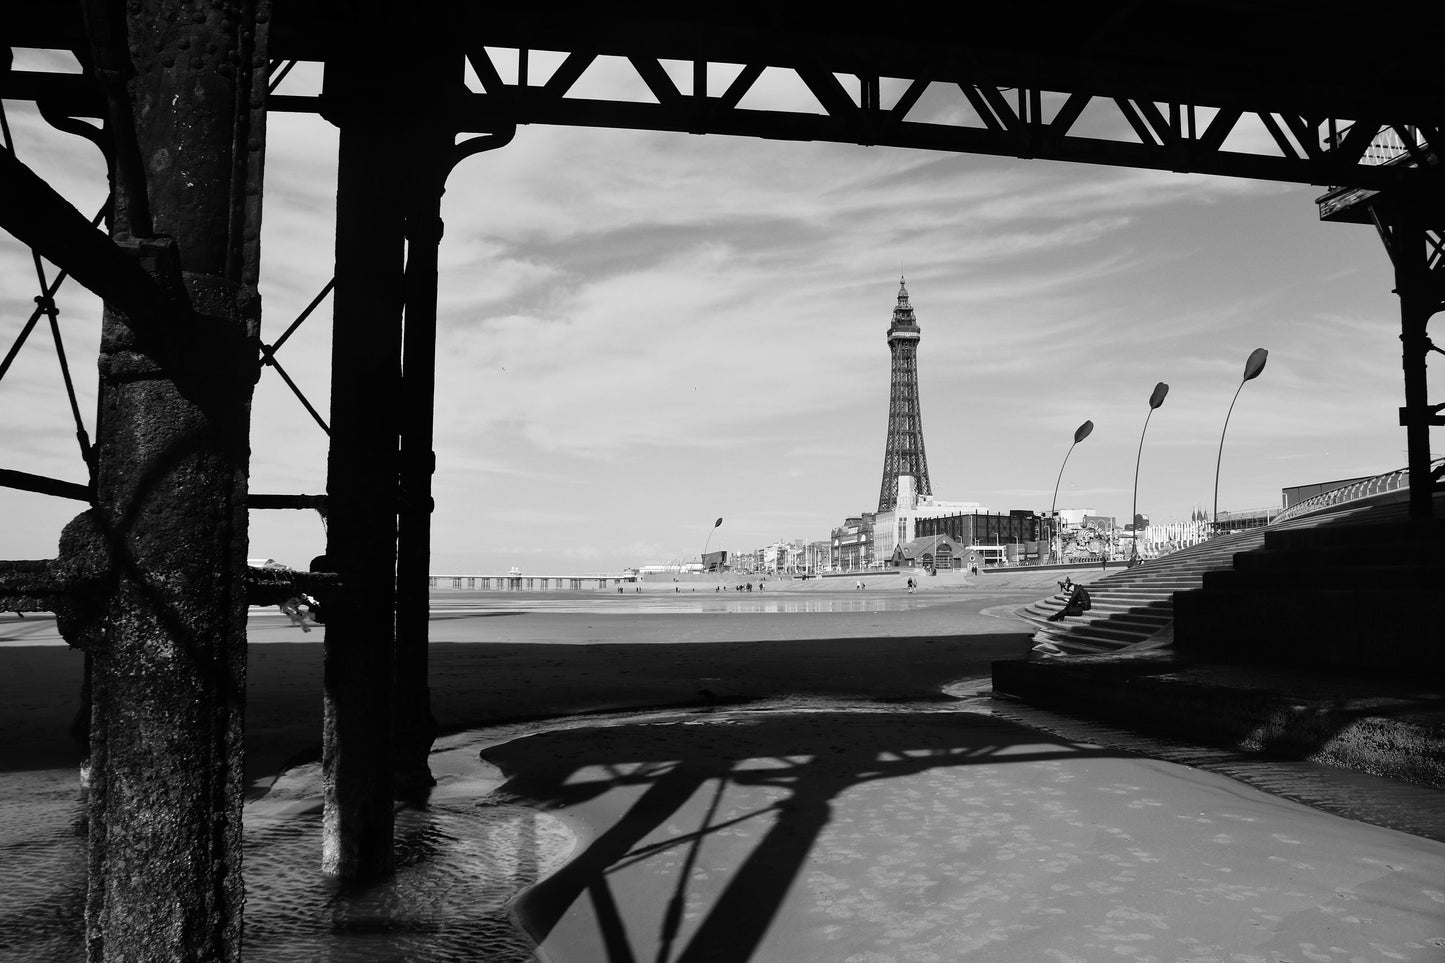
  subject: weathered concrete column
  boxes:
[79,2,268,960]
[320,47,407,879]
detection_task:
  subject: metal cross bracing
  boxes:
[0,96,102,503]
[8,5,1444,195]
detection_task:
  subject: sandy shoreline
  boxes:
[0,584,1042,788]
[7,583,1444,961]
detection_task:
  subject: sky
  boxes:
[0,52,1418,574]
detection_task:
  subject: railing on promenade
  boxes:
[1272,457,1443,525]
[1324,123,1429,168]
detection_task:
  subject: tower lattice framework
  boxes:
[877,277,932,513]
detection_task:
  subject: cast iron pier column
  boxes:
[1373,197,1444,520]
[80,2,268,959]
[320,43,406,879]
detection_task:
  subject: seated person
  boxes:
[1047,583,1091,622]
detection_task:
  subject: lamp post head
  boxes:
[1243,347,1268,382]
[1073,420,1094,444]
[1148,382,1169,409]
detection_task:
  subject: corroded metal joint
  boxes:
[0,511,114,648]
[97,236,262,388]
[404,213,445,246]
[245,567,343,608]
[0,511,343,645]
[0,558,68,613]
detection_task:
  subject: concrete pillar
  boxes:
[320,46,406,880]
[81,3,267,959]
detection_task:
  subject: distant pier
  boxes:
[429,574,638,591]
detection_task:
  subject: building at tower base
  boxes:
[872,474,987,564]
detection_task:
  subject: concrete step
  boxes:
[1103,612,1173,631]
[1029,610,1162,645]
[1089,590,1186,604]
[1263,518,1444,552]
[1204,565,1443,591]
[1174,587,1438,668]
[1093,581,1195,592]
[1096,581,1202,594]
[1235,543,1442,571]
[1087,597,1173,611]
[1034,635,1119,656]
[1026,596,1174,621]
[1063,622,1154,645]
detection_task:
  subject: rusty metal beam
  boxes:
[246,492,327,510]
[267,89,1445,196]
[9,17,1445,195]
[0,468,91,501]
[0,145,164,319]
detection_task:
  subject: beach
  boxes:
[3,576,1444,961]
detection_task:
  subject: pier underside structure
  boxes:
[1,3,1441,958]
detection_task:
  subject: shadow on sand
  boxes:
[489,710,1122,963]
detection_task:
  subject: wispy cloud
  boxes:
[0,82,1409,571]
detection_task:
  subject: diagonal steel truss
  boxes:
[7,9,1443,195]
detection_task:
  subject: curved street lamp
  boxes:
[1213,348,1268,536]
[1130,382,1169,564]
[701,516,723,570]
[1049,419,1094,563]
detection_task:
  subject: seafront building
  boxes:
[830,514,876,570]
[681,279,1353,575]
[872,474,988,563]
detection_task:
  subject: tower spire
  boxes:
[877,277,932,513]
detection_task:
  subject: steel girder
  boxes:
[7,5,1443,195]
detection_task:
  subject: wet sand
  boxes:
[497,709,1445,962]
[4,581,1445,961]
[0,580,1042,788]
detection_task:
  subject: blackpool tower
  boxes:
[876,277,933,513]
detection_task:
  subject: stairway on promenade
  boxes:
[996,489,1445,789]
[1019,532,1265,655]
[1173,492,1444,668]
[1019,490,1442,658]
